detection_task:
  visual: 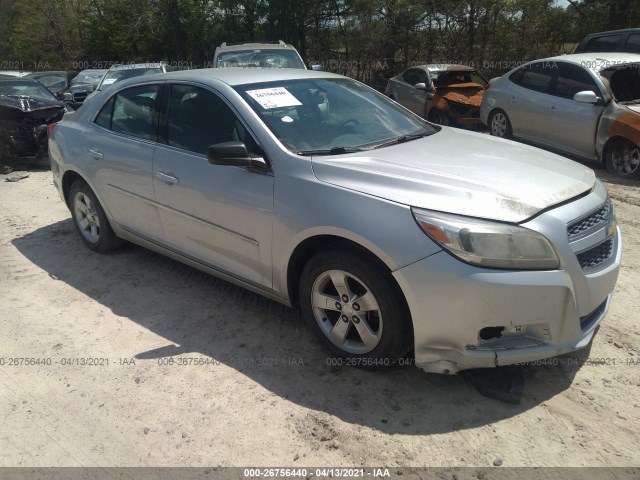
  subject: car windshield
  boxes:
[235,78,437,154]
[217,50,305,69]
[74,70,107,85]
[99,67,163,90]
[600,64,640,104]
[432,70,487,87]
[27,73,66,90]
[0,80,57,100]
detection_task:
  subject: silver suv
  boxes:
[213,41,307,69]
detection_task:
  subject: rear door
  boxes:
[82,83,164,240]
[506,61,556,140]
[152,82,274,287]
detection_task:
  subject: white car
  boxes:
[481,53,640,179]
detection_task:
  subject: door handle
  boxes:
[549,106,557,113]
[155,171,179,185]
[88,149,103,159]
[510,96,517,103]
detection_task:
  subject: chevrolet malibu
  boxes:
[49,68,621,374]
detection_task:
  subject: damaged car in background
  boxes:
[385,64,488,127]
[481,53,640,179]
[0,79,67,170]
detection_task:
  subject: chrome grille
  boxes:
[567,200,611,241]
[8,126,37,156]
[72,91,89,103]
[576,238,614,270]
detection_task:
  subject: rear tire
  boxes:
[69,180,123,252]
[299,249,413,368]
[605,138,640,179]
[488,109,512,139]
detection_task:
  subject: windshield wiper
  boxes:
[372,132,430,150]
[297,146,365,156]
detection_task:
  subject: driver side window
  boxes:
[165,84,259,155]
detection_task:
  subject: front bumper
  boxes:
[394,183,621,374]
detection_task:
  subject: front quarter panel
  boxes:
[270,153,443,298]
[596,102,640,159]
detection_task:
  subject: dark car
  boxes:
[574,29,640,54]
[62,69,108,109]
[25,71,78,98]
[0,79,67,168]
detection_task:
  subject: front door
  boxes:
[152,83,274,287]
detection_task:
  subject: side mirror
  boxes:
[573,90,600,104]
[62,92,73,102]
[415,82,428,90]
[207,142,269,172]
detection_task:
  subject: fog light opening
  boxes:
[479,326,505,341]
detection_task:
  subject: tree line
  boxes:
[1,0,638,90]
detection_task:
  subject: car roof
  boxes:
[131,67,344,87]
[411,64,476,73]
[0,78,42,84]
[216,41,295,53]
[581,28,640,38]
[0,71,32,77]
[107,63,165,71]
[26,71,73,76]
[542,53,640,72]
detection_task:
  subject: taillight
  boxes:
[47,122,57,138]
[483,84,490,91]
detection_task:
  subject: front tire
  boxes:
[605,138,640,179]
[69,180,123,252]
[488,109,512,139]
[299,249,412,368]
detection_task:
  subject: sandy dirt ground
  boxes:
[0,166,639,471]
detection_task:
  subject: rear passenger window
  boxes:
[585,35,621,52]
[94,84,159,141]
[518,62,555,93]
[553,63,600,99]
[625,34,640,53]
[94,96,114,129]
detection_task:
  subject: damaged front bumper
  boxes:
[393,182,621,374]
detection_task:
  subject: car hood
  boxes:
[438,83,485,106]
[310,128,595,223]
[624,104,640,114]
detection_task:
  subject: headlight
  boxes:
[412,208,560,270]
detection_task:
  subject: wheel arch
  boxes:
[602,135,633,160]
[286,234,407,312]
[61,169,88,207]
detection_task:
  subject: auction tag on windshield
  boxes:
[246,87,302,109]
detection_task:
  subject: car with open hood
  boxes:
[385,64,488,127]
[48,68,621,374]
[481,53,640,179]
[0,78,66,168]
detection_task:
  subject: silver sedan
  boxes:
[49,68,621,374]
[480,53,640,179]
